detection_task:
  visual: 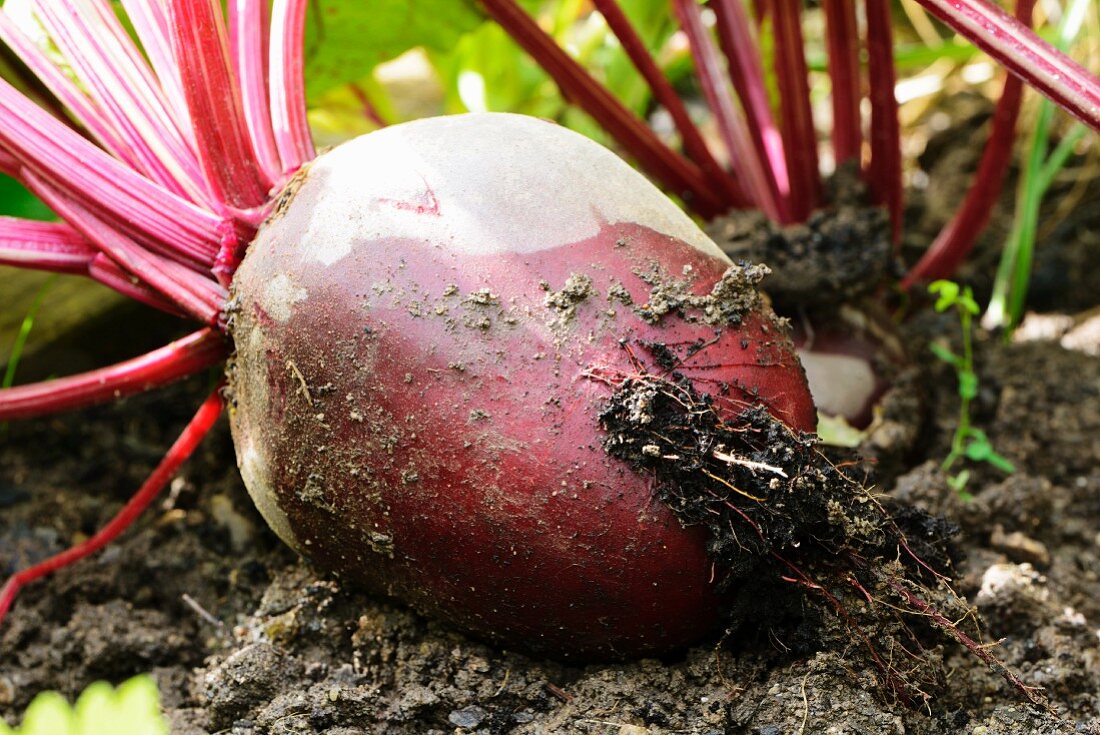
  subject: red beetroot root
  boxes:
[227,113,815,659]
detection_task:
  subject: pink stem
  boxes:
[770,0,820,220]
[120,0,195,136]
[0,330,226,422]
[0,217,183,311]
[269,0,315,174]
[711,0,791,215]
[0,13,137,169]
[31,0,215,208]
[671,0,778,218]
[479,0,725,218]
[590,0,744,206]
[822,0,862,165]
[0,386,225,626]
[87,254,186,315]
[28,173,227,324]
[168,0,272,208]
[914,0,1100,133]
[0,75,223,266]
[865,0,902,245]
[230,0,283,183]
[0,217,96,273]
[901,0,1037,288]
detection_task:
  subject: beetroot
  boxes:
[228,113,815,658]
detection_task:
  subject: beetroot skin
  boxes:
[227,113,815,659]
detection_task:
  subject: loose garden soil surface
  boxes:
[3,113,1100,734]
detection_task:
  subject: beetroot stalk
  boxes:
[0,387,224,624]
[269,0,315,174]
[914,0,1100,133]
[0,74,223,267]
[27,174,226,324]
[0,220,182,313]
[671,0,778,219]
[229,0,283,183]
[477,0,728,217]
[769,0,820,220]
[0,329,226,421]
[168,0,272,208]
[902,0,1037,287]
[710,0,791,217]
[119,0,193,132]
[865,0,903,245]
[822,0,862,165]
[86,255,187,315]
[30,0,214,207]
[0,14,135,168]
[0,218,96,273]
[590,0,743,204]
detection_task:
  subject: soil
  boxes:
[4,126,1100,733]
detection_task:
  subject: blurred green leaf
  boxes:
[0,675,167,735]
[303,0,483,101]
[0,175,53,221]
[427,0,680,146]
[928,279,959,312]
[929,341,961,368]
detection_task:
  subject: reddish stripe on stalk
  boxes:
[770,0,820,221]
[0,76,222,266]
[590,0,742,205]
[0,218,95,273]
[902,0,1037,288]
[0,329,226,421]
[270,0,315,173]
[822,0,862,165]
[479,0,726,217]
[0,148,17,176]
[29,174,227,324]
[230,0,283,183]
[711,0,790,214]
[169,0,272,208]
[349,84,392,128]
[914,0,1100,133]
[865,0,902,245]
[671,0,778,218]
[0,386,225,626]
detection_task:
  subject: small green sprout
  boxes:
[929,280,1015,497]
[0,675,168,735]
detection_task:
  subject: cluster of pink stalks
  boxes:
[1,0,1099,628]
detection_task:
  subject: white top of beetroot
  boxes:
[288,112,726,266]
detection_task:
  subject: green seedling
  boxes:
[929,280,1015,496]
[985,0,1090,334]
[0,675,168,735]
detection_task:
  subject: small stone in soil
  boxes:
[448,705,488,729]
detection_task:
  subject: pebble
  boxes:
[989,525,1051,567]
[0,675,13,705]
[447,705,487,729]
